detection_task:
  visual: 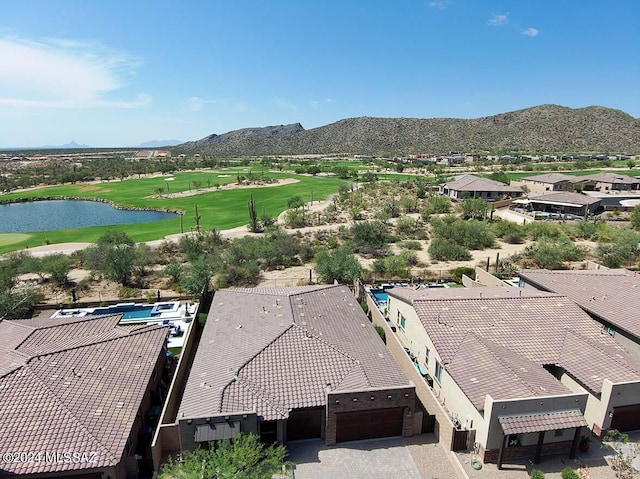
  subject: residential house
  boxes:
[386,287,640,467]
[173,285,416,453]
[511,192,602,217]
[575,173,640,192]
[519,269,640,361]
[0,315,169,478]
[512,173,576,195]
[440,175,523,201]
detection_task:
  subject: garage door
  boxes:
[287,407,324,440]
[336,408,403,442]
[610,404,640,432]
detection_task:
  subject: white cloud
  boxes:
[429,1,450,8]
[311,98,336,109]
[0,36,148,108]
[488,13,509,26]
[521,27,539,37]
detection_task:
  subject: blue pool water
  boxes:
[91,304,159,320]
[371,290,388,303]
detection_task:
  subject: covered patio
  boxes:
[497,410,588,470]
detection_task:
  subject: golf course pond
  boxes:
[0,199,178,233]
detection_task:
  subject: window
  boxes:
[398,313,406,331]
[604,325,615,337]
[554,429,564,437]
[508,434,520,447]
[424,347,430,365]
[435,361,443,383]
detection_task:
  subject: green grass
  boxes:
[0,171,348,254]
[0,233,31,247]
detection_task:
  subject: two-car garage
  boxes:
[335,408,404,442]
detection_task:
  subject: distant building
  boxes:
[512,173,577,194]
[575,173,640,192]
[511,191,602,217]
[440,174,523,201]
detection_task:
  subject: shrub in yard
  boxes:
[428,238,472,261]
[374,325,386,343]
[530,469,545,479]
[560,467,579,479]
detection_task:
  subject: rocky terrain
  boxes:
[174,105,640,156]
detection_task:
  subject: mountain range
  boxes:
[174,105,640,156]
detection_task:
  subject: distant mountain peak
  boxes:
[136,139,183,148]
[180,123,305,148]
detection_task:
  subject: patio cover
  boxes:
[195,421,240,442]
[499,410,587,435]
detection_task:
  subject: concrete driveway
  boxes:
[287,435,461,479]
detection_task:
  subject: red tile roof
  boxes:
[519,269,640,339]
[0,318,167,476]
[521,173,577,184]
[499,410,587,435]
[390,287,640,409]
[443,175,523,193]
[178,285,410,421]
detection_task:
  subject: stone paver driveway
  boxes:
[287,437,422,479]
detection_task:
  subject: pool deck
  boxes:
[50,300,198,348]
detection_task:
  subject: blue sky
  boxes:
[0,0,638,147]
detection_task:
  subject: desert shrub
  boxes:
[284,208,309,228]
[216,261,260,288]
[163,261,183,285]
[395,217,426,239]
[401,240,423,250]
[530,469,545,479]
[428,238,472,261]
[315,247,362,284]
[560,467,579,479]
[596,227,640,268]
[450,266,475,283]
[524,221,565,240]
[431,216,494,250]
[492,219,526,244]
[523,236,587,269]
[373,251,418,278]
[421,196,452,219]
[349,221,390,257]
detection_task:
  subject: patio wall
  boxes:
[364,291,457,451]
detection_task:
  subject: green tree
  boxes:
[524,236,587,269]
[597,228,640,268]
[630,204,640,229]
[458,198,489,220]
[350,221,390,257]
[158,433,291,479]
[315,247,362,284]
[181,255,219,294]
[287,195,305,210]
[83,231,142,286]
[0,258,42,319]
[41,253,71,287]
[428,237,472,261]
